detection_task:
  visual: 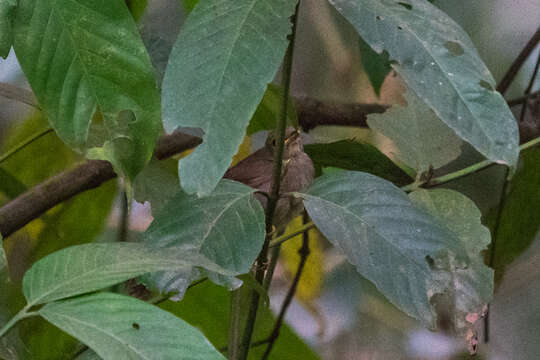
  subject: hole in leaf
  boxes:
[397,25,403,30]
[425,255,435,268]
[397,2,413,10]
[132,322,140,330]
[479,80,494,91]
[376,15,382,20]
[444,41,465,56]
[117,109,137,126]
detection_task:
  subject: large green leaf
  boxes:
[328,0,519,167]
[13,0,160,180]
[0,0,16,58]
[22,242,234,306]
[295,171,468,327]
[39,292,225,360]
[367,91,462,174]
[409,189,492,333]
[162,0,297,196]
[358,36,391,96]
[133,158,179,213]
[142,179,265,299]
[303,140,412,184]
[490,148,540,282]
[161,280,321,360]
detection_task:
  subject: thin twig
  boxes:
[0,127,54,164]
[519,50,540,122]
[269,222,316,248]
[497,27,540,94]
[117,191,129,243]
[261,222,310,359]
[507,89,540,107]
[236,5,300,360]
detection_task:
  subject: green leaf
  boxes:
[296,171,468,327]
[358,36,391,96]
[0,0,16,58]
[125,0,148,21]
[160,280,321,360]
[409,189,493,333]
[303,140,412,185]
[0,168,28,199]
[39,292,225,360]
[328,0,519,167]
[13,0,160,180]
[74,350,102,360]
[367,90,462,174]
[162,0,297,196]
[133,158,179,213]
[22,242,234,306]
[247,84,298,135]
[182,0,200,12]
[142,179,265,299]
[490,148,540,282]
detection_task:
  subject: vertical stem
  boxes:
[261,215,310,360]
[117,191,129,242]
[227,289,243,360]
[235,4,300,359]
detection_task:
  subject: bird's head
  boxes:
[265,127,303,159]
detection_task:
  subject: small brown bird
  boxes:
[224,127,315,230]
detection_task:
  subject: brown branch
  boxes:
[497,27,540,95]
[0,131,201,238]
[295,96,385,130]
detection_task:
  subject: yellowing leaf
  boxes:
[281,216,324,304]
[231,136,252,166]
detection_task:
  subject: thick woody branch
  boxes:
[0,131,201,238]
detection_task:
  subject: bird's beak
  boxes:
[284,129,300,145]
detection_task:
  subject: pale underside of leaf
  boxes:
[298,171,468,327]
[409,189,493,334]
[39,292,225,360]
[22,242,233,306]
[367,90,462,173]
[13,0,160,179]
[142,180,266,299]
[329,0,519,166]
[161,0,297,195]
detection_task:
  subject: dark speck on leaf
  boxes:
[444,41,465,56]
[397,2,413,10]
[479,80,494,91]
[376,15,382,20]
[425,255,435,268]
[132,322,140,330]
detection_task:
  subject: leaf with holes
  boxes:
[162,0,297,196]
[409,189,492,335]
[142,179,266,300]
[328,0,519,167]
[13,0,160,180]
[22,242,234,306]
[39,292,225,360]
[295,171,471,327]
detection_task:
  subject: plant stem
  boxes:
[0,128,54,164]
[236,5,300,359]
[507,89,540,107]
[402,136,540,192]
[497,27,540,94]
[261,226,310,359]
[269,222,316,248]
[519,49,540,122]
[0,305,37,338]
[117,191,129,243]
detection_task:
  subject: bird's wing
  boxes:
[224,156,272,191]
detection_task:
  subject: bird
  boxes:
[224,127,315,231]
